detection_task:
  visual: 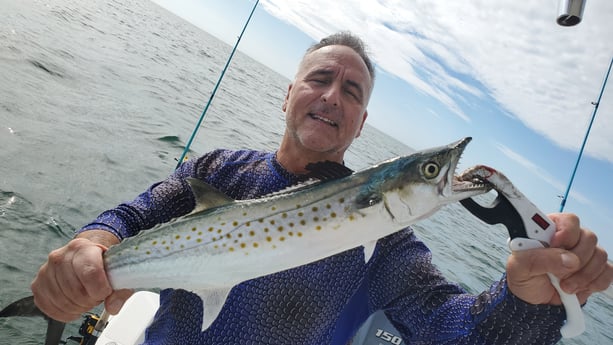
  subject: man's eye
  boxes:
[345,89,360,102]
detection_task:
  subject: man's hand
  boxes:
[506,213,613,305]
[31,231,133,322]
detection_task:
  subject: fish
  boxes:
[1,137,490,334]
[103,136,489,331]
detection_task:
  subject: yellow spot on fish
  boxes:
[300,220,306,226]
[175,235,181,240]
[313,216,320,222]
[249,231,255,237]
[221,222,226,226]
[279,236,286,242]
[297,232,303,237]
[229,247,234,252]
[238,233,243,238]
[217,229,222,234]
[246,221,251,227]
[162,241,166,245]
[243,212,247,216]
[192,227,197,232]
[282,213,287,218]
[289,222,294,227]
[198,231,203,236]
[289,232,294,236]
[240,243,246,248]
[349,215,356,221]
[266,236,272,242]
[331,212,337,218]
[214,245,219,249]
[253,243,259,248]
[298,212,304,217]
[339,198,345,203]
[278,226,284,232]
[270,220,276,225]
[186,236,191,240]
[316,226,322,231]
[226,234,232,239]
[133,246,139,251]
[312,207,318,212]
[146,251,151,255]
[264,227,270,233]
[197,238,202,243]
[152,241,157,245]
[233,221,239,226]
[208,227,214,232]
[258,218,264,223]
[165,246,170,251]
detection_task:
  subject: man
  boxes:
[32,32,612,344]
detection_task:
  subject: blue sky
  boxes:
[151,0,613,254]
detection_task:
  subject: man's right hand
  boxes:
[31,231,133,322]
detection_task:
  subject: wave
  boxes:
[27,59,65,78]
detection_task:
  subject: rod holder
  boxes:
[557,0,586,26]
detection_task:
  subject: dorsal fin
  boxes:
[304,161,353,181]
[186,177,234,214]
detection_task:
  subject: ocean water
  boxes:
[0,0,611,344]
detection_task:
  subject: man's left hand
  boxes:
[506,213,613,305]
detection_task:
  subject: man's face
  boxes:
[282,45,372,160]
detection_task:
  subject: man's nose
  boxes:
[321,84,340,107]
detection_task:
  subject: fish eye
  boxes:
[422,162,440,179]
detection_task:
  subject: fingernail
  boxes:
[561,253,577,268]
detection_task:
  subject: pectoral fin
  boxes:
[195,287,233,331]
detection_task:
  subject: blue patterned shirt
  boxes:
[78,149,566,344]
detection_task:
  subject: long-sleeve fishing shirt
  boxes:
[78,149,566,345]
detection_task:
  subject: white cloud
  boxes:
[495,142,592,206]
[260,0,613,162]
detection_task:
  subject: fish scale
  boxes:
[122,187,356,258]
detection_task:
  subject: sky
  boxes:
[150,0,613,254]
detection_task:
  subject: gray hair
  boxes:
[304,31,376,84]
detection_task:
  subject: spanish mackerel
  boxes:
[103,137,490,331]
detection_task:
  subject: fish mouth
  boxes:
[446,137,492,200]
[455,165,497,192]
[451,176,491,198]
[309,113,338,127]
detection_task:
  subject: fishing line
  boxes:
[175,0,260,170]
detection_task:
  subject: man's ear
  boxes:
[282,83,293,112]
[355,110,368,138]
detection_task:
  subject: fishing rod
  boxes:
[559,56,613,212]
[175,0,260,169]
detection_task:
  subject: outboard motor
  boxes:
[557,0,587,26]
